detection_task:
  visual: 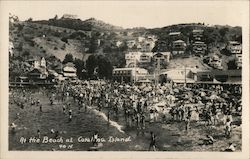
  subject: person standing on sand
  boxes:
[148,131,157,151]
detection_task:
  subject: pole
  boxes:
[184,65,187,86]
[134,59,137,83]
[157,58,160,85]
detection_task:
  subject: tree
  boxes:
[62,53,74,64]
[86,55,97,78]
[97,56,113,79]
[23,51,30,59]
[26,18,33,22]
[227,59,237,70]
[54,15,58,20]
[88,37,98,53]
[86,55,113,79]
[74,59,86,79]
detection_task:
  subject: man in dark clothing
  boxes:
[148,131,156,151]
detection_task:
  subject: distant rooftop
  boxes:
[228,41,241,45]
[173,40,185,43]
[169,32,181,36]
[192,29,204,33]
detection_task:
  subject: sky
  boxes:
[2,1,248,28]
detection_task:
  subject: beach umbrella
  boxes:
[143,87,151,92]
[200,91,206,97]
[210,94,219,100]
[221,93,229,99]
[173,88,179,93]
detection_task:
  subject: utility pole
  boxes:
[134,58,137,83]
[157,57,160,85]
[184,65,187,86]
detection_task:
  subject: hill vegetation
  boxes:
[9,14,242,80]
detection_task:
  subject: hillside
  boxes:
[9,15,242,81]
[34,17,123,32]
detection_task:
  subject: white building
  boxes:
[27,57,47,69]
[113,67,149,82]
[115,40,123,47]
[160,67,198,83]
[125,52,142,67]
[226,41,242,69]
[9,41,14,57]
[226,41,242,54]
[63,62,77,78]
[125,51,170,68]
[140,52,154,63]
[127,40,136,49]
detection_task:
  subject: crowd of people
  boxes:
[9,79,242,151]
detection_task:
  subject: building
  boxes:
[27,57,47,69]
[192,29,204,41]
[27,67,48,82]
[62,14,78,19]
[208,54,223,69]
[127,40,137,49]
[172,40,187,55]
[9,41,14,57]
[141,41,155,52]
[138,36,146,42]
[63,62,77,78]
[226,41,242,54]
[153,52,171,64]
[192,41,207,54]
[113,67,149,82]
[125,51,170,68]
[140,52,154,63]
[125,52,142,67]
[115,40,123,47]
[160,67,197,84]
[169,32,181,40]
[196,69,241,84]
[226,41,242,69]
[235,54,242,69]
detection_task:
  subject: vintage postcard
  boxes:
[0,1,249,159]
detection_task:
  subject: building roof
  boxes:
[63,66,76,72]
[173,40,185,43]
[64,62,75,67]
[194,41,205,44]
[169,32,181,36]
[228,41,241,45]
[212,69,241,77]
[63,72,77,77]
[192,29,204,33]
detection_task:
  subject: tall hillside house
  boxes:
[192,29,204,41]
[125,52,142,67]
[153,52,171,64]
[140,52,154,64]
[172,40,187,55]
[226,41,242,54]
[192,41,207,54]
[226,41,242,69]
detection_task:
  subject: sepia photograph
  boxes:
[0,1,249,159]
